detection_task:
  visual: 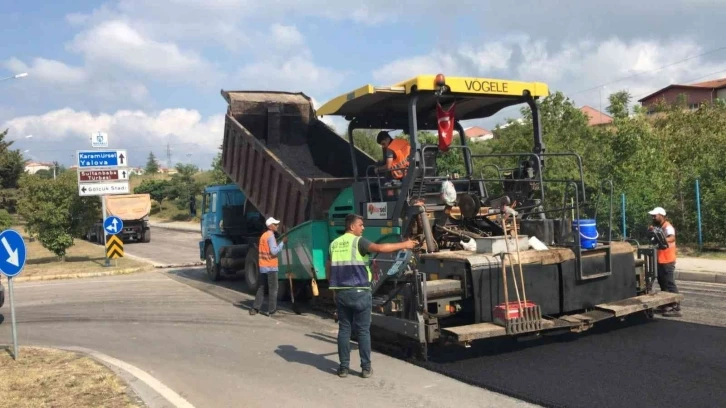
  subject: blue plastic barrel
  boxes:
[572,219,598,249]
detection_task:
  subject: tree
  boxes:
[351,129,383,160]
[17,172,99,260]
[0,209,12,230]
[145,151,160,174]
[209,145,232,185]
[606,91,632,120]
[167,163,203,209]
[135,179,172,208]
[0,129,26,189]
[35,169,53,179]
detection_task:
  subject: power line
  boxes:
[566,45,726,97]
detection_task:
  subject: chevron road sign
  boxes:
[105,234,124,259]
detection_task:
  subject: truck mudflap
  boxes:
[439,291,684,345]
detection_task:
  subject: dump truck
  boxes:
[199,183,267,282]
[86,194,152,243]
[202,76,683,359]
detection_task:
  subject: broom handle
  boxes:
[501,216,522,314]
[512,216,527,304]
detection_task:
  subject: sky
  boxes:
[2,0,726,170]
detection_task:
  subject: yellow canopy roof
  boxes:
[316,74,548,130]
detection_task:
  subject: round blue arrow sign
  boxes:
[0,229,27,277]
[103,216,124,235]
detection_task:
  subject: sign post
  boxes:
[91,131,109,148]
[77,134,131,267]
[0,229,28,361]
[104,215,124,266]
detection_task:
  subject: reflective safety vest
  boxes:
[329,233,371,290]
[258,230,278,268]
[657,221,677,264]
[387,139,410,179]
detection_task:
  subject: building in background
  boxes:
[579,106,613,126]
[454,126,494,143]
[638,77,726,114]
[24,161,53,174]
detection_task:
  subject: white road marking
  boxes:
[58,346,196,408]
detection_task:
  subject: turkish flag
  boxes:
[436,101,455,152]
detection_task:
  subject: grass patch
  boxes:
[13,226,151,280]
[0,347,141,408]
[149,201,200,223]
[129,172,209,223]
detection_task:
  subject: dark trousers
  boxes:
[253,271,278,312]
[657,262,679,293]
[335,289,372,371]
[658,262,681,310]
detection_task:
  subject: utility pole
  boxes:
[166,142,172,169]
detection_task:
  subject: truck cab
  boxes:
[199,184,266,283]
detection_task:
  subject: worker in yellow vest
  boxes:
[648,207,681,316]
[250,217,287,316]
[327,214,416,378]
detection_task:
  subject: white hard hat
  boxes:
[648,207,666,216]
[266,217,281,227]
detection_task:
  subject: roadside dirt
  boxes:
[0,346,142,408]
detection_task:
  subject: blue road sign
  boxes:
[77,150,128,168]
[0,229,27,278]
[104,216,124,235]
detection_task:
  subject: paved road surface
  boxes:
[124,227,202,267]
[170,267,726,408]
[420,280,726,408]
[0,272,531,408]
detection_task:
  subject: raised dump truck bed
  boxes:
[220,90,376,230]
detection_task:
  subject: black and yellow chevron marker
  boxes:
[105,234,124,259]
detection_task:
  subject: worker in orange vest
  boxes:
[648,207,681,316]
[375,131,410,181]
[250,217,287,316]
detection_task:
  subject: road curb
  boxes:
[677,270,726,284]
[153,262,204,268]
[11,267,150,283]
[16,345,196,408]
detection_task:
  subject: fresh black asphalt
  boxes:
[420,315,726,408]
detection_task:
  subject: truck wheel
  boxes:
[244,247,259,294]
[205,245,221,282]
[142,229,151,243]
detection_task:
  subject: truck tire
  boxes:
[244,247,259,294]
[142,229,151,243]
[205,245,221,282]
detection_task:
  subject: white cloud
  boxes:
[238,56,346,94]
[514,37,726,105]
[372,35,726,128]
[311,97,348,133]
[4,57,87,84]
[270,24,304,48]
[3,108,224,168]
[236,24,347,94]
[68,20,216,81]
[372,42,514,84]
[2,56,152,109]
